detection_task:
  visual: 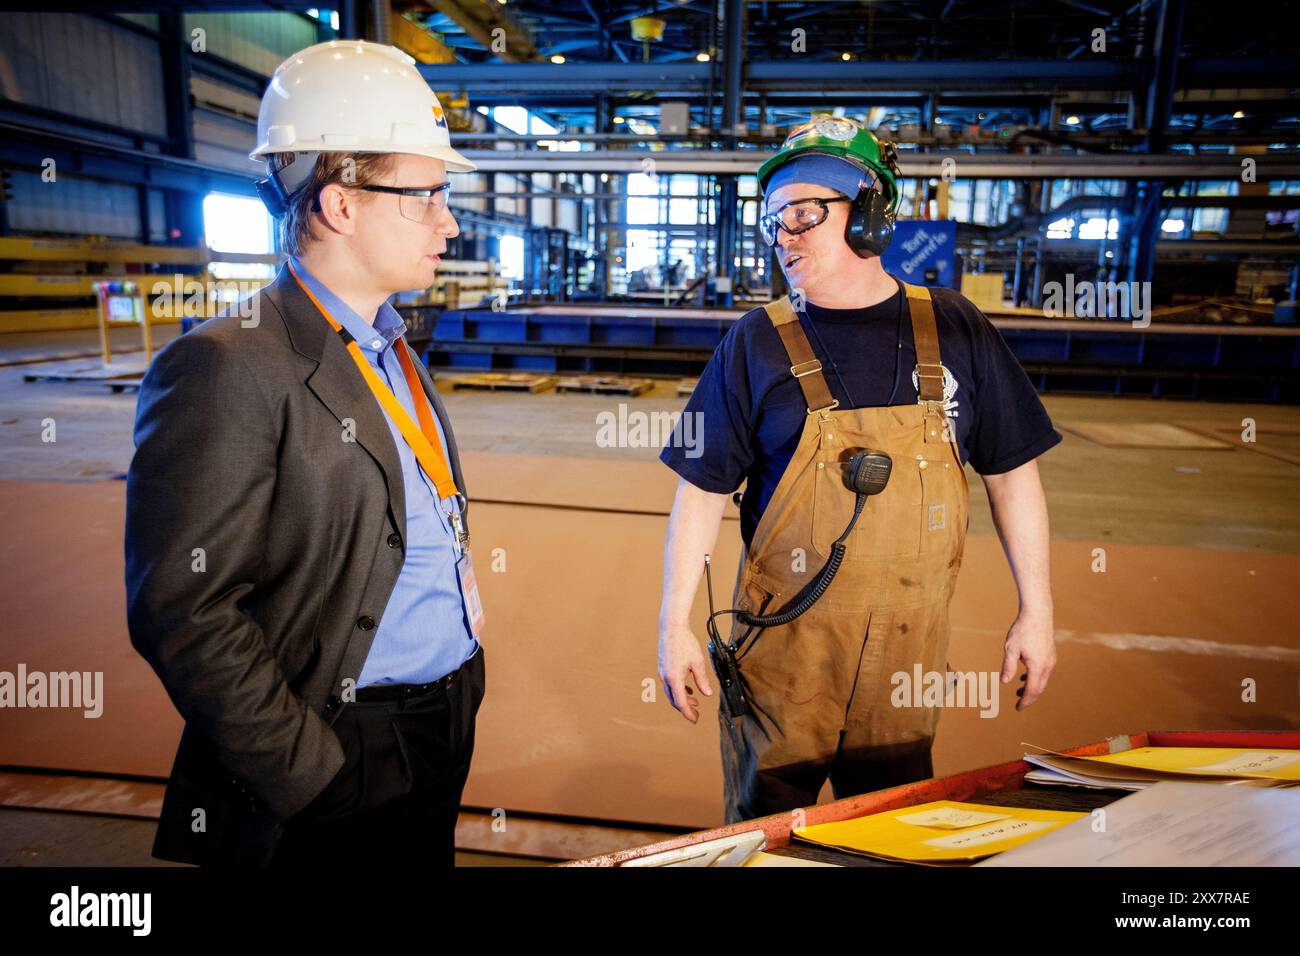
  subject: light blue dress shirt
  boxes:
[291,257,478,686]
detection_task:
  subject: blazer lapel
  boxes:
[267,267,407,533]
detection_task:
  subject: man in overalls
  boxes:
[658,118,1061,822]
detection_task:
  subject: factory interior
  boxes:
[0,0,1297,889]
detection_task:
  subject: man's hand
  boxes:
[999,607,1056,710]
[658,624,713,723]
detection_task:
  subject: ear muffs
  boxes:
[254,174,290,218]
[844,187,896,258]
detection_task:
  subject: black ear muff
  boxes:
[844,187,896,258]
[254,176,288,218]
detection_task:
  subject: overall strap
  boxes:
[762,296,838,414]
[902,282,945,403]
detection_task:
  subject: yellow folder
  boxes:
[793,800,1086,865]
[1077,747,1300,782]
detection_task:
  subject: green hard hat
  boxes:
[757,117,900,211]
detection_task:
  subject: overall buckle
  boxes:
[915,362,945,391]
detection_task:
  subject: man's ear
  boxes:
[315,182,358,237]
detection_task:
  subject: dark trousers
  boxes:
[273,644,485,866]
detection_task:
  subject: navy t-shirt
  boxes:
[660,281,1063,548]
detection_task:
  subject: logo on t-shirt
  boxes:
[910,363,960,417]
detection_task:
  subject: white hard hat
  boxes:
[250,39,475,178]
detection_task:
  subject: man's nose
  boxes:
[438,206,460,239]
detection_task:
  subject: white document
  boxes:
[923,819,1054,850]
[976,780,1300,867]
[620,829,765,867]
[1184,751,1300,775]
[896,807,1010,829]
[1024,767,1148,791]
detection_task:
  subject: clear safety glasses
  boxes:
[359,181,453,225]
[758,196,851,247]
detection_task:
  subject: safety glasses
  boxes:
[758,196,851,247]
[359,181,452,224]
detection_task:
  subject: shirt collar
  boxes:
[289,255,406,357]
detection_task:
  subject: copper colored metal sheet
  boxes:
[2,464,1298,831]
[459,451,715,516]
[0,771,163,819]
[1174,419,1300,467]
[1057,421,1234,449]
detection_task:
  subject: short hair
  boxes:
[274,151,399,258]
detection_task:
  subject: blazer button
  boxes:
[387,532,402,549]
[357,615,376,631]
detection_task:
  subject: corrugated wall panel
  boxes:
[190,74,260,177]
[5,169,143,239]
[192,109,259,175]
[117,13,159,32]
[0,13,166,138]
[183,13,317,76]
[148,189,168,244]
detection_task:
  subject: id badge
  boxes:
[456,550,485,638]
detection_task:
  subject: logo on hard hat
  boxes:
[431,103,447,129]
[815,118,858,141]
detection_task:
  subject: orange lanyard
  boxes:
[287,260,460,502]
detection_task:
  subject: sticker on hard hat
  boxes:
[815,119,858,140]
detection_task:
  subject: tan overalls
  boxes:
[720,281,970,823]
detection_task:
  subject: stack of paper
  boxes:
[1023,747,1300,791]
[793,800,1085,865]
[977,780,1300,866]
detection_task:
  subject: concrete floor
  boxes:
[2,324,1298,865]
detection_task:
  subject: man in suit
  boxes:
[125,40,486,866]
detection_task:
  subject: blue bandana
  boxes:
[763,153,872,204]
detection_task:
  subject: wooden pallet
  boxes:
[555,375,654,396]
[449,372,557,393]
[676,377,699,397]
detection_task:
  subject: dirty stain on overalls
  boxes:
[720,281,970,823]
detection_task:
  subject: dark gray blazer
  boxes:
[124,265,468,866]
